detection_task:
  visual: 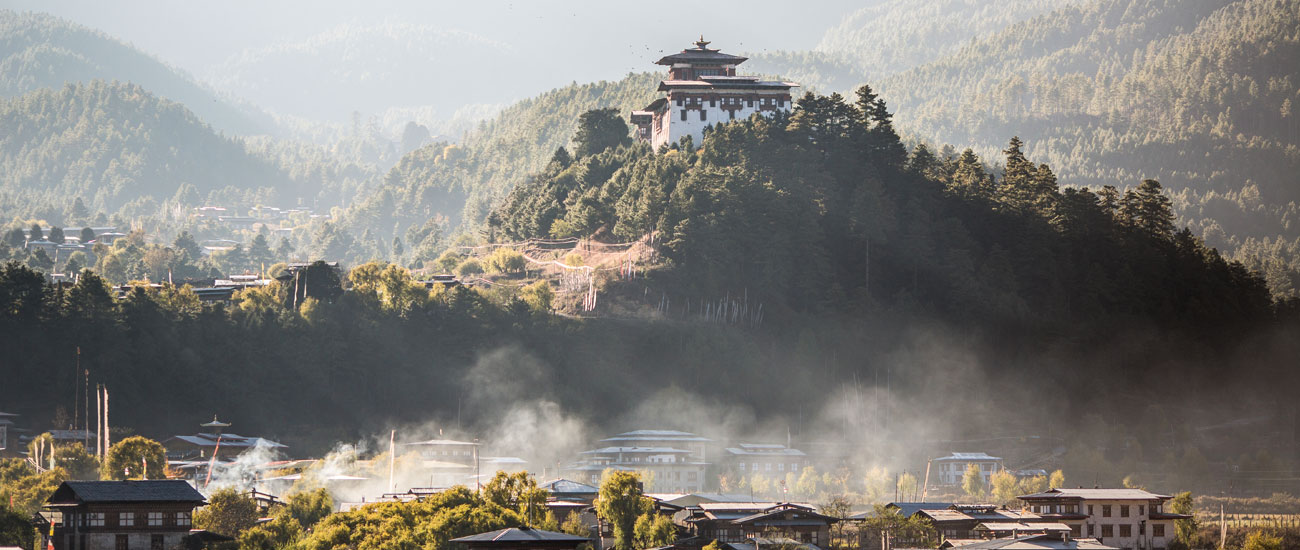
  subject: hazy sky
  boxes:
[5,0,864,77]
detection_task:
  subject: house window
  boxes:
[710,99,716,107]
[1139,505,1145,516]
[1087,505,1094,515]
[1102,505,1112,517]
[738,462,745,471]
[792,463,799,471]
[1153,524,1165,537]
[688,472,697,481]
[1101,525,1113,538]
[676,98,682,106]
[1139,523,1146,535]
[1071,525,1082,537]
[765,463,771,471]
[1120,525,1131,537]
[729,110,735,120]
[680,109,688,121]
[116,535,128,550]
[747,100,753,107]
[700,110,706,121]
[778,98,785,107]
[150,535,163,550]
[148,513,164,527]
[87,513,104,527]
[1086,524,1093,536]
[1121,505,1130,517]
[778,463,784,471]
[176,512,190,527]
[120,512,134,527]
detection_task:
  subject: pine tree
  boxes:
[47,227,65,244]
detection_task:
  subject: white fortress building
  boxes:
[631,38,799,151]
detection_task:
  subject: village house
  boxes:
[916,505,1047,542]
[1017,488,1191,550]
[940,533,1119,550]
[162,417,286,461]
[720,443,810,477]
[451,527,589,550]
[684,502,837,547]
[630,38,798,151]
[934,453,1005,485]
[563,430,711,493]
[41,480,210,550]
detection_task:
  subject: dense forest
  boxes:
[867,0,1300,293]
[3,90,1299,498]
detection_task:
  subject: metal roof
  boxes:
[935,453,1002,461]
[581,446,693,454]
[168,433,286,448]
[940,534,1117,549]
[47,481,205,505]
[1018,488,1172,500]
[725,447,806,457]
[602,430,710,441]
[404,439,479,446]
[849,502,954,520]
[539,479,598,493]
[451,527,588,543]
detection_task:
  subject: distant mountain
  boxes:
[0,10,274,136]
[203,23,523,123]
[0,80,297,219]
[816,0,1068,77]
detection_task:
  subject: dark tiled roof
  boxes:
[47,481,205,505]
[451,528,589,543]
[656,49,748,66]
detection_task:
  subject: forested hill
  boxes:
[0,81,294,220]
[873,0,1300,261]
[488,90,1276,336]
[0,10,273,136]
[342,73,660,262]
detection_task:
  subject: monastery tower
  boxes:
[631,38,799,151]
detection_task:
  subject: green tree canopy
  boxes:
[573,108,631,158]
[595,471,653,550]
[193,488,259,538]
[101,436,166,480]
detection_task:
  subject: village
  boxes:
[0,409,1201,550]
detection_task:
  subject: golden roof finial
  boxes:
[695,36,711,49]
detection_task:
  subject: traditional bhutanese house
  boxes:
[721,444,810,477]
[1017,488,1191,550]
[686,503,837,547]
[938,533,1118,549]
[450,527,589,550]
[918,505,1045,541]
[41,480,210,550]
[974,523,1074,540]
[538,479,599,503]
[934,453,1004,485]
[848,502,956,521]
[163,417,286,461]
[403,438,479,465]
